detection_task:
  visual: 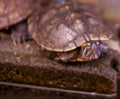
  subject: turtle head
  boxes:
[80,41,108,61]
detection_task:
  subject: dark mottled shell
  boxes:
[0,0,36,29]
[29,1,112,52]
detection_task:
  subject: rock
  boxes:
[0,38,118,98]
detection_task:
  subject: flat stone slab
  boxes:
[0,82,116,99]
[0,38,117,98]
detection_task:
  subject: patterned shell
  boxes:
[28,1,112,52]
[0,0,36,29]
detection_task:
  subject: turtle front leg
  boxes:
[11,20,32,44]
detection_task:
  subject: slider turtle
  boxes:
[0,0,37,43]
[28,1,112,62]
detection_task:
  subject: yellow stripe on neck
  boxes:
[71,57,85,62]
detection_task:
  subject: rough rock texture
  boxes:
[0,38,118,98]
[105,21,120,99]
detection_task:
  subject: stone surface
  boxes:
[0,83,116,99]
[0,38,118,98]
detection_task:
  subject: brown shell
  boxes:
[0,0,36,29]
[28,1,112,52]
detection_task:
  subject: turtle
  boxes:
[0,0,38,43]
[28,1,112,62]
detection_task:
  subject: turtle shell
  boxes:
[28,1,112,52]
[0,0,36,29]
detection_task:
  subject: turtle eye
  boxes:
[82,42,91,47]
[81,42,87,47]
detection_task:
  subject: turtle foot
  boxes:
[11,21,32,44]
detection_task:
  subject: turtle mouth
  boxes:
[80,41,107,61]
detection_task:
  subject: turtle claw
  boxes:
[11,21,31,45]
[11,31,28,44]
[12,38,22,46]
[13,40,21,46]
